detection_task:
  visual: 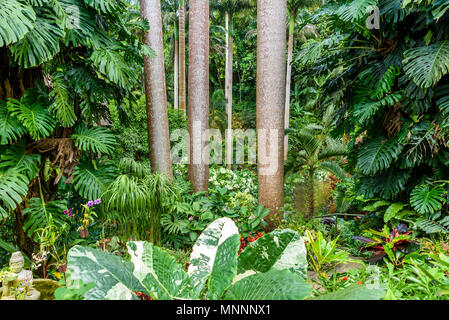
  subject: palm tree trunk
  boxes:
[179,0,186,114]
[225,12,233,169]
[284,14,295,161]
[139,0,173,179]
[257,0,287,231]
[307,169,315,217]
[188,0,209,192]
[174,25,179,110]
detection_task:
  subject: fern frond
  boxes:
[319,161,347,180]
[416,214,449,234]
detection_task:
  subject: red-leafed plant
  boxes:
[353,224,418,266]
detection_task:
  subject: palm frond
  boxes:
[319,161,347,180]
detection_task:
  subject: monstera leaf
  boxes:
[67,241,195,300]
[237,229,308,279]
[224,269,310,300]
[188,217,240,299]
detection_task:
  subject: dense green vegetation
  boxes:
[1,0,449,301]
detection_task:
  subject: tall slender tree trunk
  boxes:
[174,25,179,110]
[140,0,173,179]
[307,169,315,217]
[179,1,186,114]
[188,0,209,192]
[225,12,233,169]
[257,0,287,231]
[284,14,294,161]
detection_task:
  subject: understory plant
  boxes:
[61,217,385,300]
[304,229,354,277]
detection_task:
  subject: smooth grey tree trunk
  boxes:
[257,0,287,231]
[140,0,173,179]
[188,0,209,192]
[225,12,233,169]
[174,30,179,110]
[284,17,294,160]
[179,1,186,114]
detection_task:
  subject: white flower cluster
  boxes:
[209,167,256,194]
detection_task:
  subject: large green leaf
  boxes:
[22,197,68,241]
[357,137,402,175]
[72,126,116,155]
[0,142,41,180]
[311,284,386,300]
[67,241,194,300]
[224,269,310,300]
[67,245,145,300]
[0,168,29,217]
[7,98,56,140]
[10,10,64,68]
[403,41,449,89]
[49,72,77,127]
[0,0,36,47]
[410,184,447,214]
[127,241,195,300]
[237,229,308,279]
[188,217,240,298]
[72,158,117,200]
[0,104,26,145]
[337,0,378,22]
[90,46,136,89]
